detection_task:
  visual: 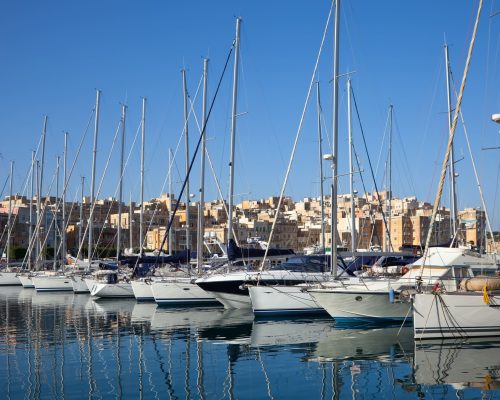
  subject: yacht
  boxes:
[308,247,497,323]
[413,274,500,339]
[32,271,74,292]
[196,254,351,310]
[248,251,416,316]
[85,269,134,298]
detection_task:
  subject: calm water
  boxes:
[0,287,499,399]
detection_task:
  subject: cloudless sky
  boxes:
[1,1,499,228]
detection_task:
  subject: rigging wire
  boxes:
[75,117,122,261]
[20,108,95,269]
[351,145,382,248]
[350,83,393,251]
[153,42,235,268]
[449,71,497,251]
[420,0,483,268]
[259,1,333,272]
[188,96,240,246]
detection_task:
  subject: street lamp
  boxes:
[482,113,500,150]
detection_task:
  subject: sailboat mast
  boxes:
[331,0,340,277]
[129,192,133,250]
[78,177,84,259]
[228,17,242,249]
[35,161,40,267]
[388,105,393,251]
[316,82,325,251]
[28,151,35,270]
[117,105,126,259]
[6,161,13,267]
[38,116,47,263]
[197,58,209,273]
[62,132,68,261]
[53,156,60,270]
[139,98,146,257]
[348,78,355,253]
[445,44,458,241]
[182,69,191,255]
[168,148,173,255]
[89,89,101,260]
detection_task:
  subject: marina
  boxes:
[1,0,499,398]
[1,287,500,399]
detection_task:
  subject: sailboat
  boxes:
[32,152,74,292]
[33,94,105,293]
[0,161,22,286]
[87,97,146,299]
[412,0,500,339]
[148,61,216,305]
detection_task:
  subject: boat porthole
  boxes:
[355,296,362,301]
[183,288,190,291]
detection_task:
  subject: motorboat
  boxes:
[196,254,352,310]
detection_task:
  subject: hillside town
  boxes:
[0,190,495,260]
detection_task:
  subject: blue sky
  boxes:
[0,1,499,228]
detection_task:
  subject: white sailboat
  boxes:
[412,1,500,339]
[86,97,142,299]
[196,254,333,310]
[307,251,489,323]
[0,162,22,286]
[413,285,500,339]
[154,21,246,307]
[86,270,134,298]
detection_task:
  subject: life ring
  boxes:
[401,266,410,275]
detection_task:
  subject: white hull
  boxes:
[71,275,90,293]
[18,274,35,288]
[131,280,154,301]
[208,290,251,309]
[86,279,134,298]
[152,279,220,306]
[249,285,325,316]
[309,289,411,322]
[32,275,74,292]
[413,292,500,339]
[0,271,21,286]
[196,270,331,310]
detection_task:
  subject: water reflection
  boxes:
[414,339,500,390]
[0,287,499,399]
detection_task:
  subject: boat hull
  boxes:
[18,274,35,288]
[152,279,220,306]
[131,280,154,301]
[309,289,411,323]
[71,275,90,293]
[413,292,500,339]
[196,271,331,310]
[86,279,134,298]
[32,276,74,292]
[0,272,22,286]
[249,285,326,316]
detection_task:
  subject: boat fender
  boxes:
[401,266,409,275]
[389,288,395,303]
